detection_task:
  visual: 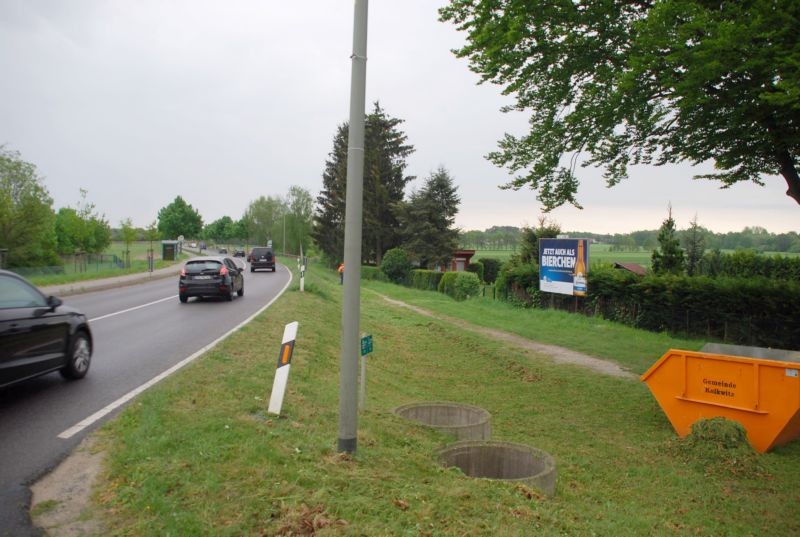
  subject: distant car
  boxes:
[0,270,92,388]
[218,248,228,254]
[248,246,276,272]
[189,242,197,248]
[179,256,244,302]
[233,249,246,258]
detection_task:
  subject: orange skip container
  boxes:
[641,344,800,452]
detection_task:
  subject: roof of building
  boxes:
[613,262,647,276]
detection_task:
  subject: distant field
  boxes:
[105,241,161,260]
[590,243,652,267]
[471,249,516,262]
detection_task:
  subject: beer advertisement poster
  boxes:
[539,238,589,297]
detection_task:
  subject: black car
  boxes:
[179,256,244,302]
[233,249,246,258]
[0,270,92,388]
[218,248,228,254]
[248,247,276,272]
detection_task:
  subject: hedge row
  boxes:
[497,261,800,349]
[698,250,800,280]
[409,269,443,291]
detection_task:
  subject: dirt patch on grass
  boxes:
[378,294,636,379]
[30,436,105,537]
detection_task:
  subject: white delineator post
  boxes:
[268,321,299,415]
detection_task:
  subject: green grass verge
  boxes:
[94,262,800,535]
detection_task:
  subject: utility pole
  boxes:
[338,0,368,454]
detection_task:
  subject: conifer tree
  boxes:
[312,103,414,265]
[399,167,461,269]
[652,205,685,275]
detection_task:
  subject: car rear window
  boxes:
[251,248,273,258]
[185,260,223,273]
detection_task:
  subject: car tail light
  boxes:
[180,267,186,277]
[220,266,229,276]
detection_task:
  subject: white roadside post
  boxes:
[268,321,300,415]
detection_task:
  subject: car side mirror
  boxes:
[47,296,63,310]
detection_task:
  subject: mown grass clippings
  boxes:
[92,262,800,536]
[667,418,769,480]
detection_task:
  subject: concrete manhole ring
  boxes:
[438,440,557,496]
[393,401,491,440]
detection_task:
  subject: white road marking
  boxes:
[89,295,177,322]
[58,269,293,439]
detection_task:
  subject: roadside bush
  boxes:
[361,266,387,282]
[496,258,539,307]
[452,272,481,301]
[410,269,443,291]
[380,248,411,284]
[478,258,502,284]
[437,272,458,296]
[466,261,484,282]
[437,271,480,301]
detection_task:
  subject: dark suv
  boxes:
[248,247,275,272]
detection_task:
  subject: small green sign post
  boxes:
[359,334,373,412]
[360,334,373,356]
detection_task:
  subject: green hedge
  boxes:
[478,258,502,284]
[410,269,443,291]
[498,261,800,349]
[466,261,484,282]
[699,250,800,280]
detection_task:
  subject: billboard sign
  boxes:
[539,238,589,297]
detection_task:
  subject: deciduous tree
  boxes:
[440,1,800,209]
[157,196,203,239]
[0,147,59,267]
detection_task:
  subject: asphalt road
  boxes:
[0,262,292,536]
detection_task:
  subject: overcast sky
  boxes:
[2,1,798,235]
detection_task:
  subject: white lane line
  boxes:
[90,295,177,322]
[58,269,294,439]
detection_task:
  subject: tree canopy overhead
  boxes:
[440,0,800,210]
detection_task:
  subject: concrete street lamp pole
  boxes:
[338,0,368,454]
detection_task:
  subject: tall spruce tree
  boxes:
[652,205,686,275]
[683,214,706,276]
[312,124,348,264]
[312,103,414,265]
[399,166,461,269]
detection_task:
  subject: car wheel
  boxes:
[250,267,255,273]
[61,331,91,380]
[237,283,244,297]
[226,287,234,301]
[179,294,188,303]
[272,267,276,272]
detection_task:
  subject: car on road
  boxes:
[0,270,92,388]
[179,256,244,302]
[218,248,228,254]
[248,246,276,272]
[233,249,246,258]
